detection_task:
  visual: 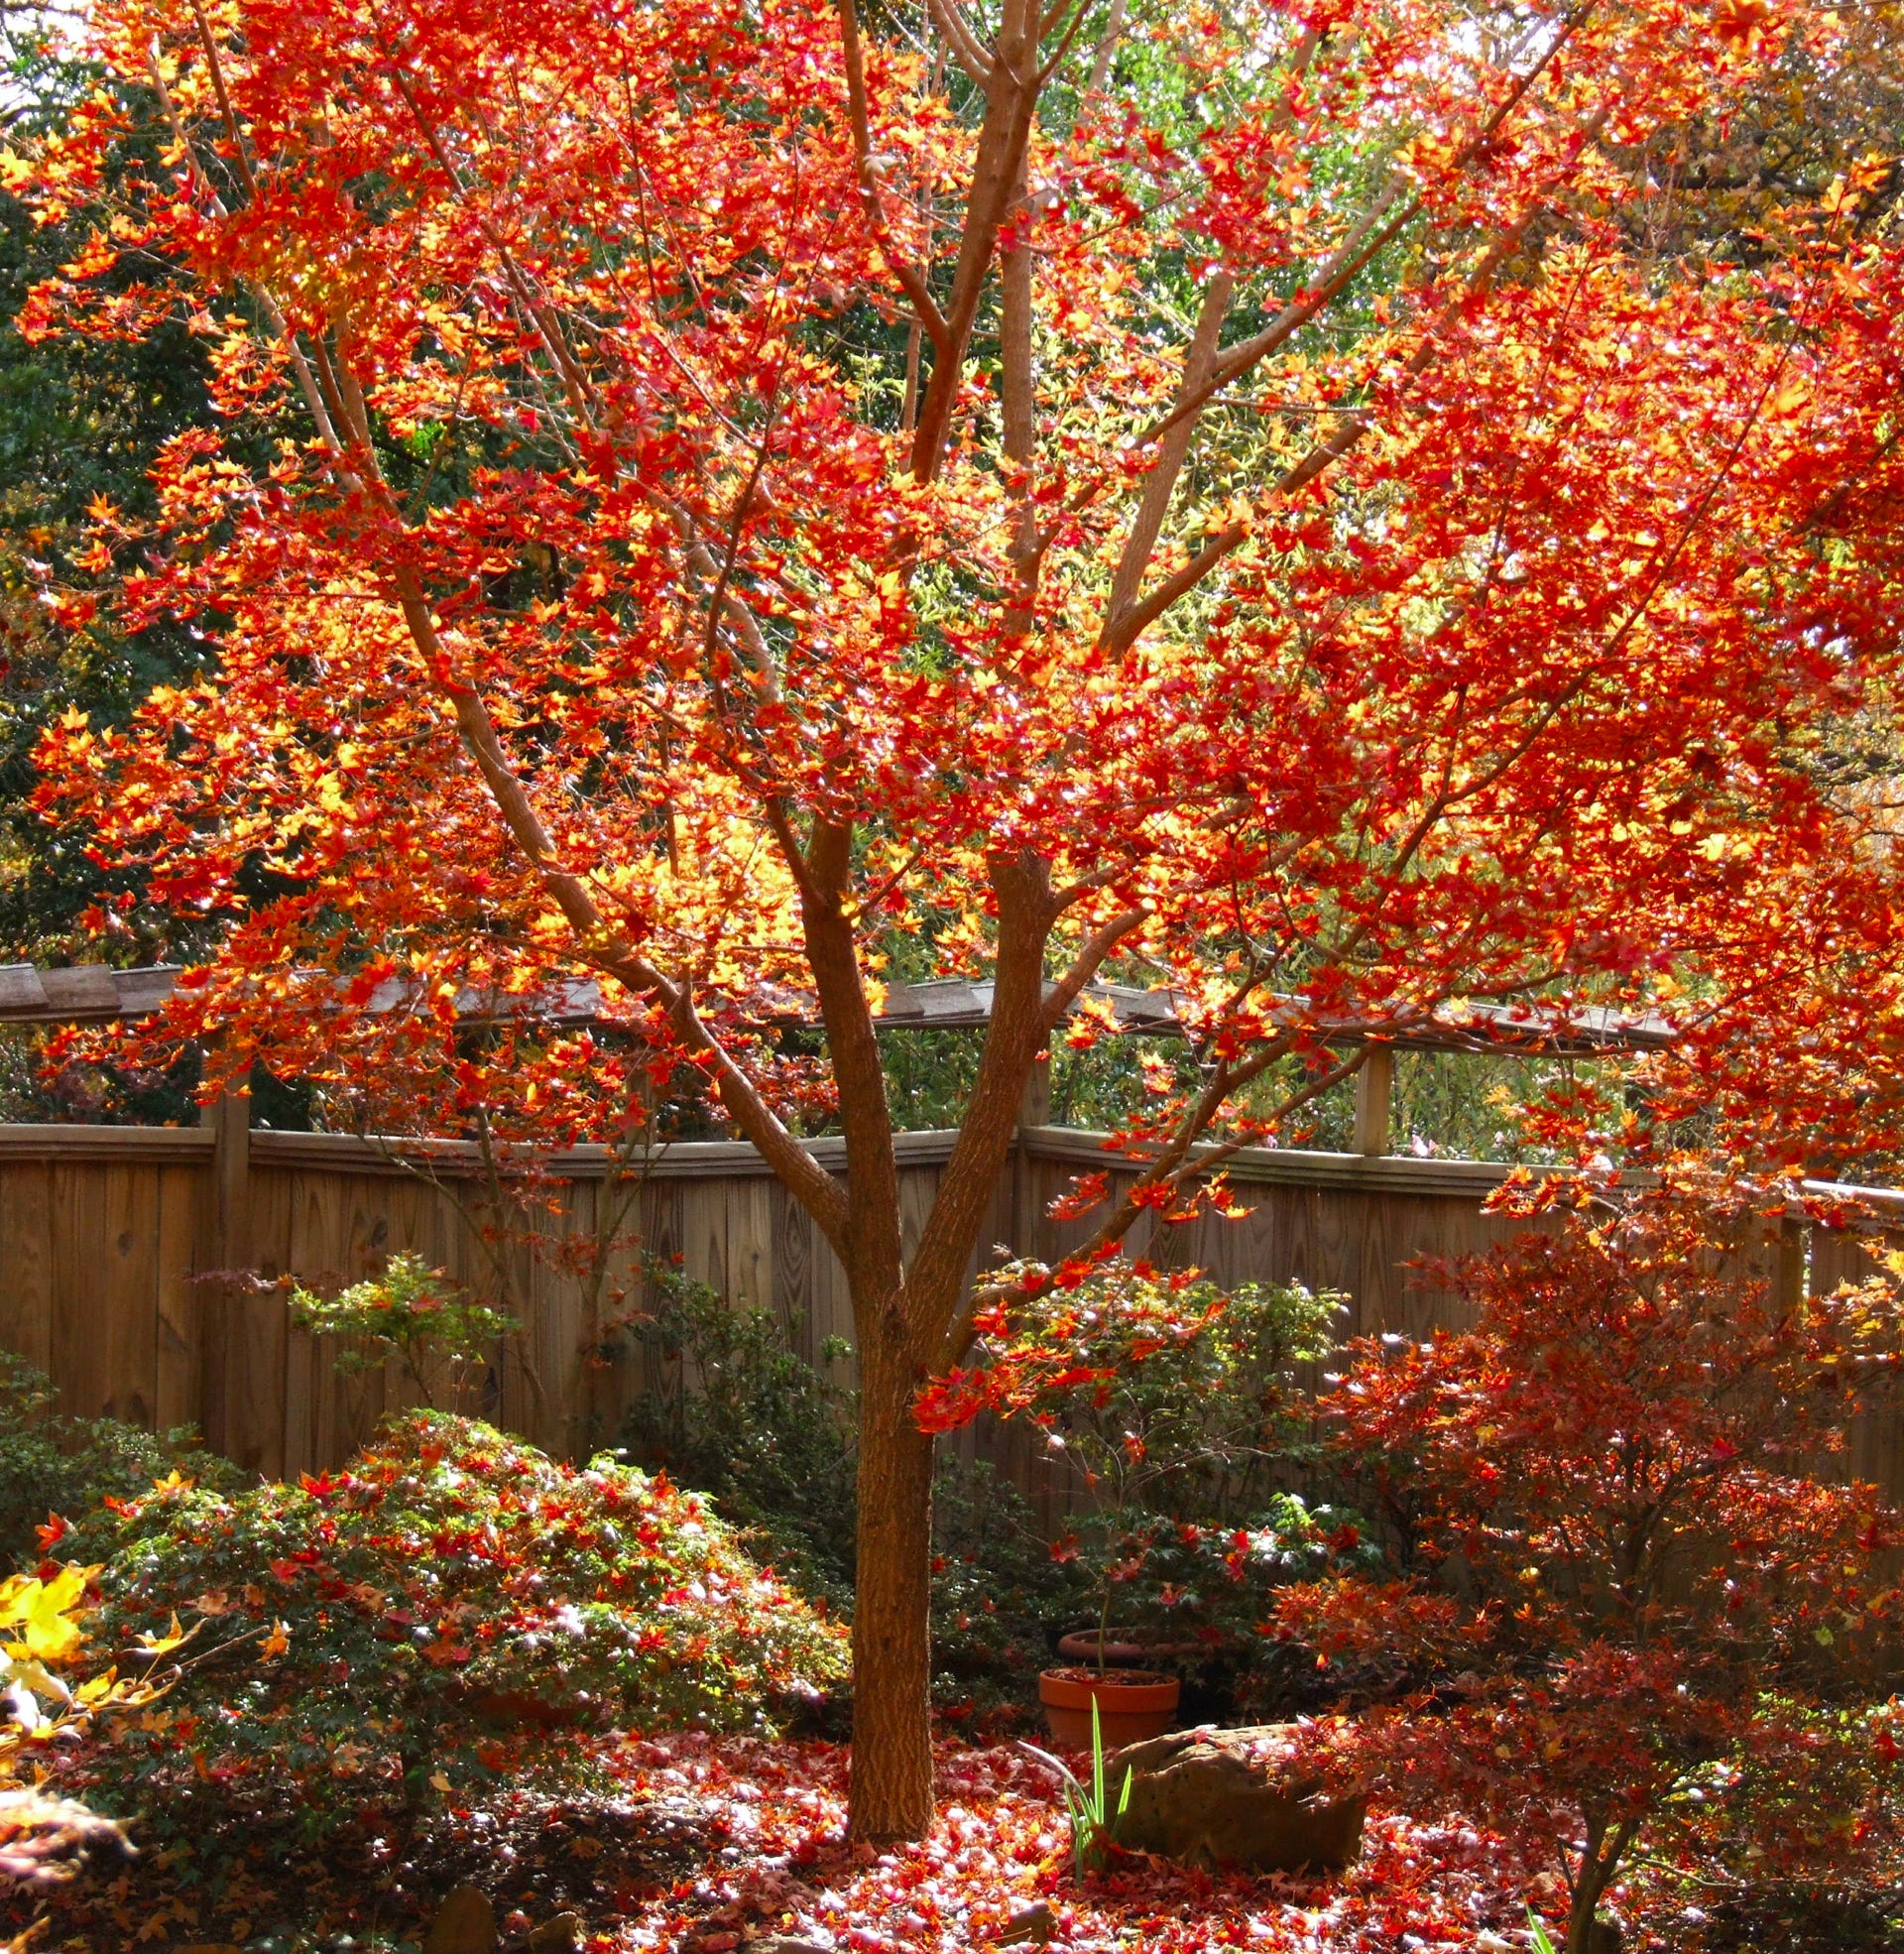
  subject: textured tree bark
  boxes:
[849,1326,938,1842]
[1563,1817,1630,1954]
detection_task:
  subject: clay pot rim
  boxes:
[1038,1665,1180,1693]
[1055,1629,1210,1662]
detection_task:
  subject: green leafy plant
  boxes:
[615,1269,860,1608]
[925,1454,1089,1705]
[1529,1914,1561,1954]
[616,1270,1088,1700]
[921,1268,1365,1679]
[58,1410,846,1852]
[0,1351,238,1572]
[289,1254,517,1410]
[1649,1697,1904,1954]
[1022,1697,1133,1885]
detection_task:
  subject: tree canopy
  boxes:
[11,0,1904,1837]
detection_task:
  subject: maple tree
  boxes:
[1272,1208,1904,1954]
[12,0,1904,1839]
[0,11,232,977]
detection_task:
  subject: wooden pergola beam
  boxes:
[0,961,1677,1057]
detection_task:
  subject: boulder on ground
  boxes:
[425,1884,497,1954]
[1107,1725,1368,1873]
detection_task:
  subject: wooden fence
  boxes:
[3,1111,1900,1517]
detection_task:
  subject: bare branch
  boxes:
[1100,522,1250,655]
[797,820,904,1281]
[924,0,994,84]
[908,0,1043,480]
[839,0,951,347]
[907,850,1059,1332]
[1036,0,1096,85]
[1040,907,1148,1035]
[699,398,783,678]
[1126,183,1414,465]
[1103,268,1235,637]
[1084,0,1127,97]
[1000,154,1038,631]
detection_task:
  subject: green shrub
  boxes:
[1655,1697,1904,1953]
[617,1275,860,1610]
[617,1274,1088,1697]
[929,1453,1088,1696]
[920,1267,1375,1687]
[0,1351,239,1572]
[61,1409,847,1844]
[289,1253,518,1409]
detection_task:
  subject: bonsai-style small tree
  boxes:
[289,1254,516,1422]
[921,1264,1355,1673]
[1271,1205,1904,1954]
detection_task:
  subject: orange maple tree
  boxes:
[15,0,1904,1836]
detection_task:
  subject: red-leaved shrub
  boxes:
[1273,1209,1904,1953]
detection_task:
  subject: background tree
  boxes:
[0,8,219,967]
[14,0,1904,1839]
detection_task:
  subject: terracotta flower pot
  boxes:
[1056,1629,1206,1668]
[1037,1665,1181,1750]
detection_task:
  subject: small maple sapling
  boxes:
[15,0,1904,1837]
[1272,1207,1904,1954]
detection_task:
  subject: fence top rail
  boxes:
[232,1126,1530,1191]
[2,1119,1897,1224]
[0,1123,213,1163]
[0,961,1673,1054]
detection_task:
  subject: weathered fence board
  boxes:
[3,1119,1901,1517]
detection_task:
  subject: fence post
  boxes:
[1354,1044,1393,1158]
[1010,1053,1053,1260]
[197,1083,252,1458]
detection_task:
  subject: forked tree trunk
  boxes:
[1564,1818,1630,1954]
[849,1324,939,1841]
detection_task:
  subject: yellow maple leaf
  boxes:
[135,1613,190,1656]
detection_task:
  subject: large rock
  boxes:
[1107,1725,1368,1874]
[425,1886,497,1954]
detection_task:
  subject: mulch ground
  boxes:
[4,1733,1556,1954]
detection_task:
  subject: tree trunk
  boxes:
[1564,1835,1620,1954]
[849,1332,938,1841]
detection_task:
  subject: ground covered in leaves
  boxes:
[10,1732,1565,1953]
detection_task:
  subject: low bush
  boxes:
[927,1453,1087,1699]
[60,1409,847,1846]
[617,1276,860,1611]
[0,1351,239,1572]
[1651,1696,1904,1953]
